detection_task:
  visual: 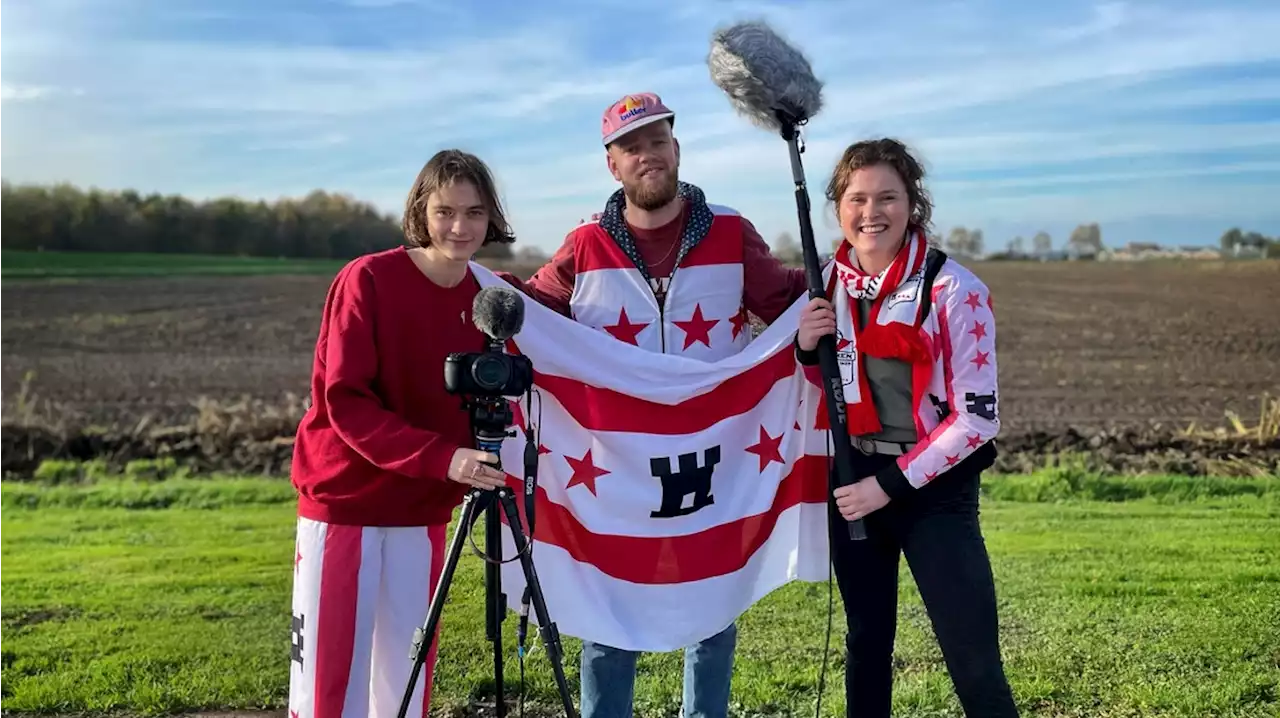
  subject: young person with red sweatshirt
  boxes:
[288,149,513,717]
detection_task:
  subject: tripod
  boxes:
[398,396,578,718]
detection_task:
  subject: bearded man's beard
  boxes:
[623,169,679,211]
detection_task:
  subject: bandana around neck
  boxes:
[825,229,933,437]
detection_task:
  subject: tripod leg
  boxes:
[496,488,579,718]
[486,497,506,717]
[397,489,486,718]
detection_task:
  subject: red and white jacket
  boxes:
[799,253,1000,497]
[568,204,753,362]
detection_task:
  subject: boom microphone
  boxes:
[472,286,525,341]
[707,20,824,131]
[707,20,867,542]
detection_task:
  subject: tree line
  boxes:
[0,181,513,260]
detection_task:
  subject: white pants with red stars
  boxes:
[288,517,448,718]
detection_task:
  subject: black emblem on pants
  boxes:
[650,447,720,518]
[965,392,998,421]
[291,613,305,667]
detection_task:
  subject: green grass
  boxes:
[2,473,1278,717]
[1,249,348,279]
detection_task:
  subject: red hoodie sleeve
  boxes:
[321,261,459,480]
[498,234,576,317]
[741,218,810,324]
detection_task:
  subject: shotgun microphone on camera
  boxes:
[707,19,824,131]
[472,286,525,342]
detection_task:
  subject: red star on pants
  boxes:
[538,444,551,456]
[730,305,749,339]
[966,433,983,449]
[964,291,984,311]
[924,471,939,482]
[945,454,960,466]
[968,321,987,341]
[294,548,302,571]
[604,307,648,345]
[745,425,785,472]
[970,350,991,370]
[674,303,719,349]
[564,449,610,496]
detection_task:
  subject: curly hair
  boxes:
[403,149,516,248]
[824,138,933,234]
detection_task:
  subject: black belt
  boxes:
[854,437,916,456]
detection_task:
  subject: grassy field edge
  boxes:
[3,476,1278,717]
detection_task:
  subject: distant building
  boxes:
[1100,243,1223,261]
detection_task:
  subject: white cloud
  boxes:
[1,0,1278,251]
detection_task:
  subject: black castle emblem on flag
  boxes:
[928,393,951,421]
[965,391,998,421]
[291,612,305,667]
[650,447,720,518]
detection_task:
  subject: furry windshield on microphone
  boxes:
[472,286,525,341]
[707,20,824,132]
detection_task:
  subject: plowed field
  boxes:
[4,259,1278,475]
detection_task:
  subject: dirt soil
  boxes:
[4,260,1279,477]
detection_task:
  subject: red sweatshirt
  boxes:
[292,246,489,526]
[510,203,808,323]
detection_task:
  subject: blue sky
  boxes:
[3,0,1279,253]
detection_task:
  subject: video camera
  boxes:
[444,341,533,398]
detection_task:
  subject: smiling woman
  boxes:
[287,148,517,717]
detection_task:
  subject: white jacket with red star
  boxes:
[567,208,751,360]
[797,251,1001,496]
[511,182,807,362]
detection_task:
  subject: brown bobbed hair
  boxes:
[403,149,516,248]
[824,138,934,234]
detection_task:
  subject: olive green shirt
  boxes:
[858,298,918,443]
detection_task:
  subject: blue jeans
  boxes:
[580,622,737,718]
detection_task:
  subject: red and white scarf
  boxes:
[828,229,933,436]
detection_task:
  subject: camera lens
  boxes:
[472,354,510,390]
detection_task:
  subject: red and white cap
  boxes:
[600,92,675,146]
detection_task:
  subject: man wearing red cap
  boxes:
[509,92,809,718]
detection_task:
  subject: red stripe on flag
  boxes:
[503,454,829,584]
[520,344,797,435]
[314,524,362,718]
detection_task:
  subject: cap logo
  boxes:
[617,95,647,122]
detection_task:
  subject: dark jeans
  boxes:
[829,451,1018,717]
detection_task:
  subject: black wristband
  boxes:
[874,462,914,501]
[794,335,819,366]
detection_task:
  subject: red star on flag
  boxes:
[966,433,983,449]
[971,350,991,370]
[925,471,939,482]
[674,303,719,349]
[968,321,987,341]
[730,305,750,339]
[964,291,984,311]
[564,449,611,496]
[945,454,960,466]
[745,425,785,472]
[604,307,648,345]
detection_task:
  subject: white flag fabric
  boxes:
[472,264,834,653]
